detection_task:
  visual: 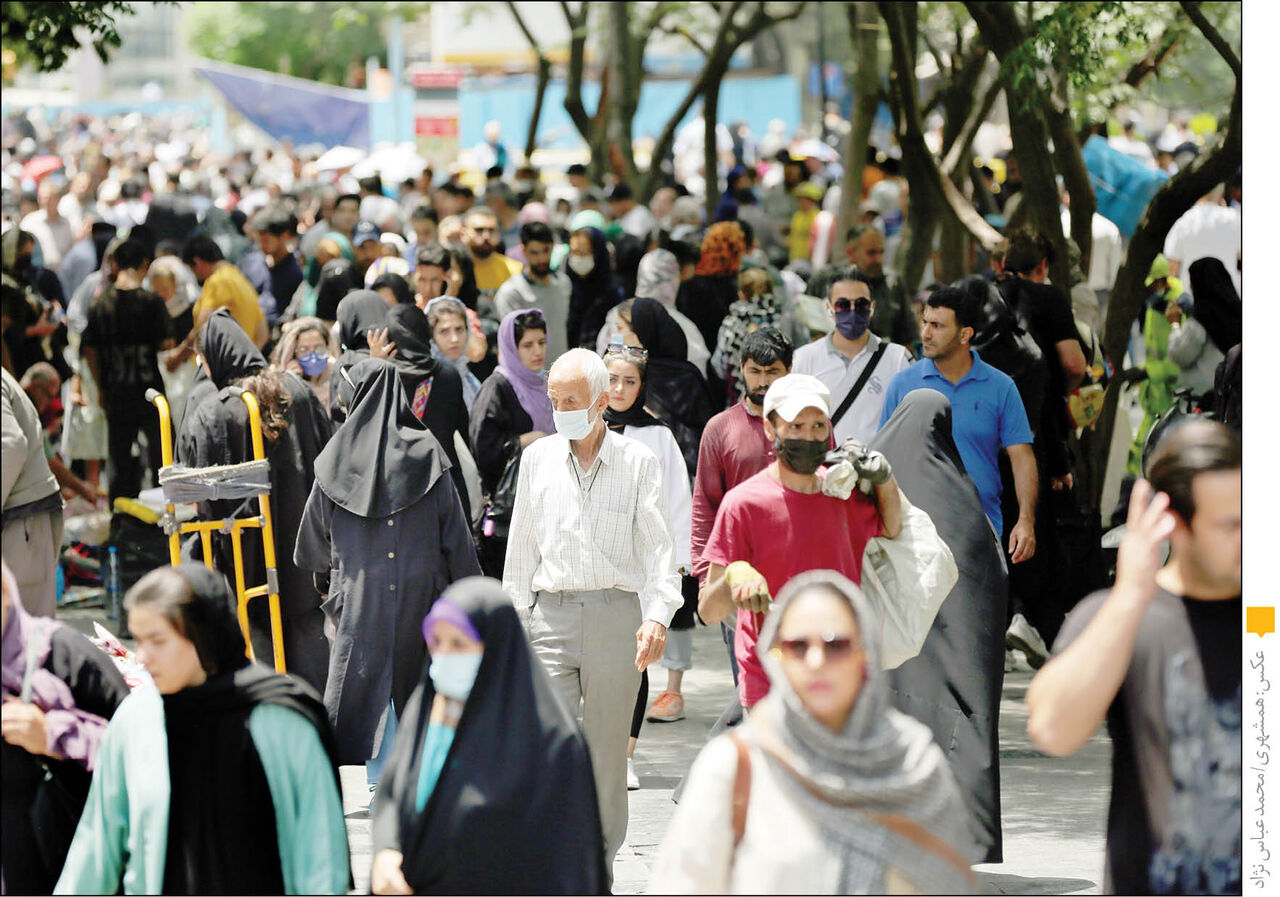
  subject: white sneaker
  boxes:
[1004,649,1018,673]
[627,757,640,791]
[1006,613,1050,669]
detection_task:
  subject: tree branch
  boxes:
[506,0,545,57]
[1122,19,1186,88]
[940,55,1000,178]
[1179,0,1240,78]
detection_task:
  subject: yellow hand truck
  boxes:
[147,388,287,673]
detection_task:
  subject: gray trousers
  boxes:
[522,588,641,875]
[2,509,63,617]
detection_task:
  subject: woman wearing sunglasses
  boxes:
[650,569,978,894]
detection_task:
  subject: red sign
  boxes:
[408,67,463,90]
[416,117,458,137]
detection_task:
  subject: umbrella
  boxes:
[794,139,839,163]
[22,155,64,182]
[314,145,367,172]
[352,143,429,184]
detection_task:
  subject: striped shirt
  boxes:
[502,429,683,626]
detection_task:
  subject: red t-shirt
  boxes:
[701,468,882,707]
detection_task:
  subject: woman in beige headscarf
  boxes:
[649,569,978,895]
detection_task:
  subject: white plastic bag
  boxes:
[860,493,959,669]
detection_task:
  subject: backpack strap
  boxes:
[727,731,752,848]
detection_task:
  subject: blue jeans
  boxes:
[365,701,399,786]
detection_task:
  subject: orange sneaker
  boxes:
[646,690,685,722]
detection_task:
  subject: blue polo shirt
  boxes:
[878,349,1032,535]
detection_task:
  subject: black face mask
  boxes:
[774,437,827,475]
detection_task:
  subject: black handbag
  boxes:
[479,440,522,541]
[21,643,91,876]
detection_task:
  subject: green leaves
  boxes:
[183,1,429,86]
[1,1,177,73]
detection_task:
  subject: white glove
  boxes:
[821,459,859,500]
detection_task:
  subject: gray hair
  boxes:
[549,347,609,400]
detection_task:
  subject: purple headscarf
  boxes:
[1,560,112,771]
[422,597,482,647]
[496,308,556,435]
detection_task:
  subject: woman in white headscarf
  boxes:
[596,249,710,377]
[649,569,978,895]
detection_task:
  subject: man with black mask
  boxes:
[697,372,902,713]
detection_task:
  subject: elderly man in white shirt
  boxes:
[791,267,914,445]
[504,347,683,879]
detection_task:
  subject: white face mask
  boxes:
[567,254,595,276]
[553,402,598,440]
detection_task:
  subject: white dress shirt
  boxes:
[791,332,914,444]
[503,429,683,626]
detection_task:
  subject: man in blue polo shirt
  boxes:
[879,285,1039,563]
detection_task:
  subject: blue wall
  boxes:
[458,73,802,152]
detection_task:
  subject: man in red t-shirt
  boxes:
[700,373,903,708]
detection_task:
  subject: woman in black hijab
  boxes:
[294,358,481,769]
[329,288,391,423]
[566,226,623,348]
[623,297,713,478]
[313,257,360,323]
[384,303,473,512]
[870,388,1009,864]
[370,577,606,895]
[1186,256,1242,355]
[56,564,350,895]
[176,306,267,453]
[176,308,334,694]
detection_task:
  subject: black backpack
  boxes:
[955,274,1048,437]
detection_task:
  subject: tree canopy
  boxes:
[1,1,174,74]
[184,1,428,87]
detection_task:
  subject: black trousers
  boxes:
[105,405,163,504]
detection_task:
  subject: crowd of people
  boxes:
[1,103,1243,895]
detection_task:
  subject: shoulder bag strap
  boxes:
[830,341,890,427]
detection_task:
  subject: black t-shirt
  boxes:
[1055,587,1242,895]
[83,286,172,412]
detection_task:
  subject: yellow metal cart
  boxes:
[147,388,287,673]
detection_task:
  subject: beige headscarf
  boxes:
[749,569,979,893]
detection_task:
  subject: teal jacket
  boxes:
[55,687,350,895]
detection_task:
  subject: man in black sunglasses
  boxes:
[792,266,915,446]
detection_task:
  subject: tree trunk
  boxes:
[606,1,640,189]
[1086,79,1241,507]
[701,55,734,220]
[525,56,551,162]
[832,1,880,261]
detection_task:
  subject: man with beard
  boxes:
[462,206,522,306]
[494,221,571,362]
[698,372,902,711]
[808,224,919,351]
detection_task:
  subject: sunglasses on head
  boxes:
[604,343,649,360]
[774,632,860,662]
[515,311,546,327]
[832,297,872,313]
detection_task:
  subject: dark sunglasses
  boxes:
[832,297,872,313]
[774,633,860,663]
[515,310,546,328]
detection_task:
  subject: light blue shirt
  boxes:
[415,722,457,813]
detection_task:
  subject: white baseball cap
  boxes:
[762,373,831,422]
